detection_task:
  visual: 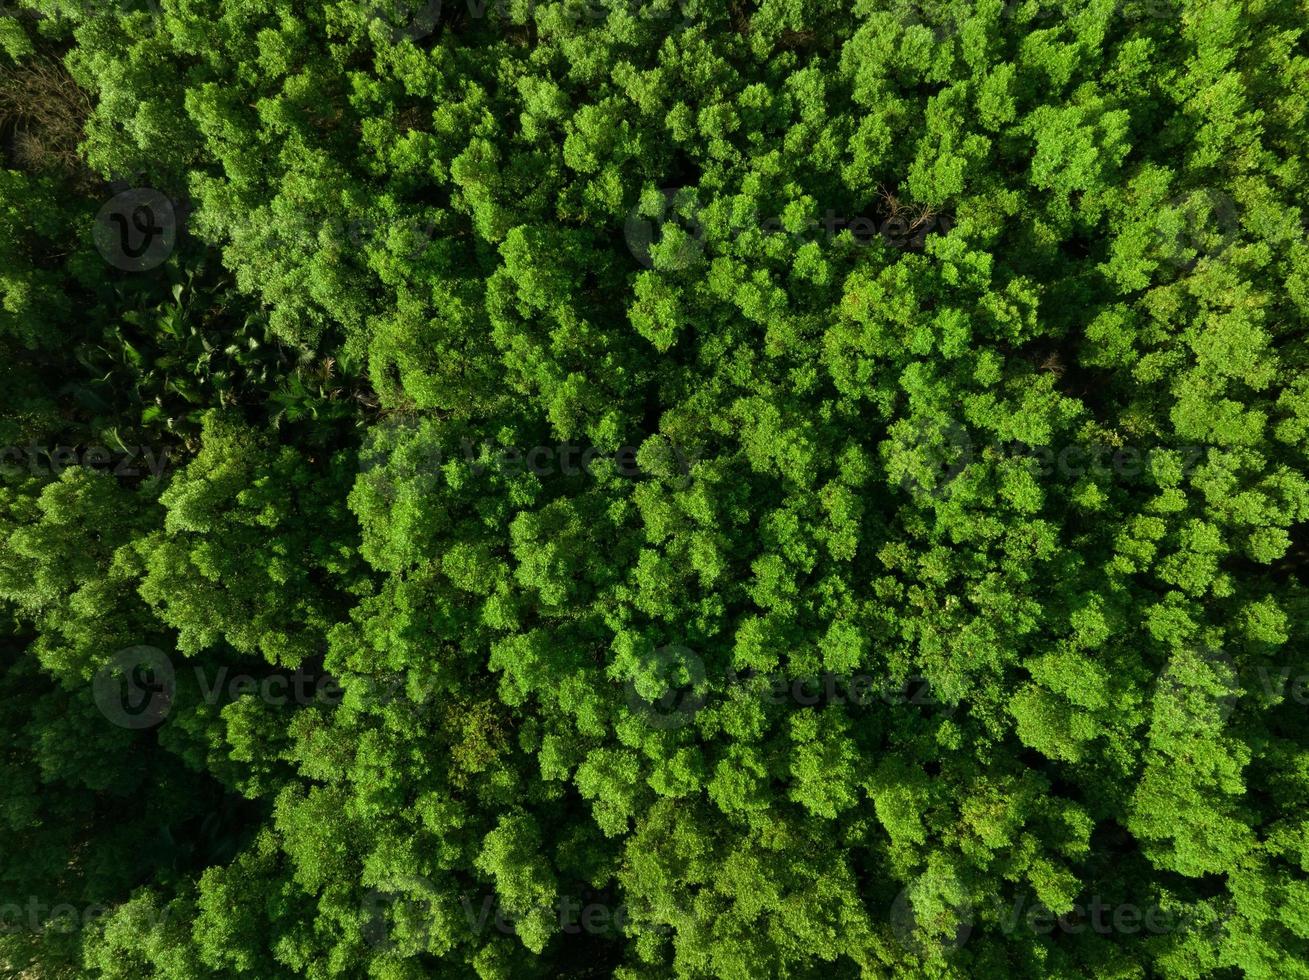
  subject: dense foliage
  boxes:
[2,0,1309,976]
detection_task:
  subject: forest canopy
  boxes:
[2,0,1309,977]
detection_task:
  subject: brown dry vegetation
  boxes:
[0,55,93,184]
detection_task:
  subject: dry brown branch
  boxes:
[0,56,94,183]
